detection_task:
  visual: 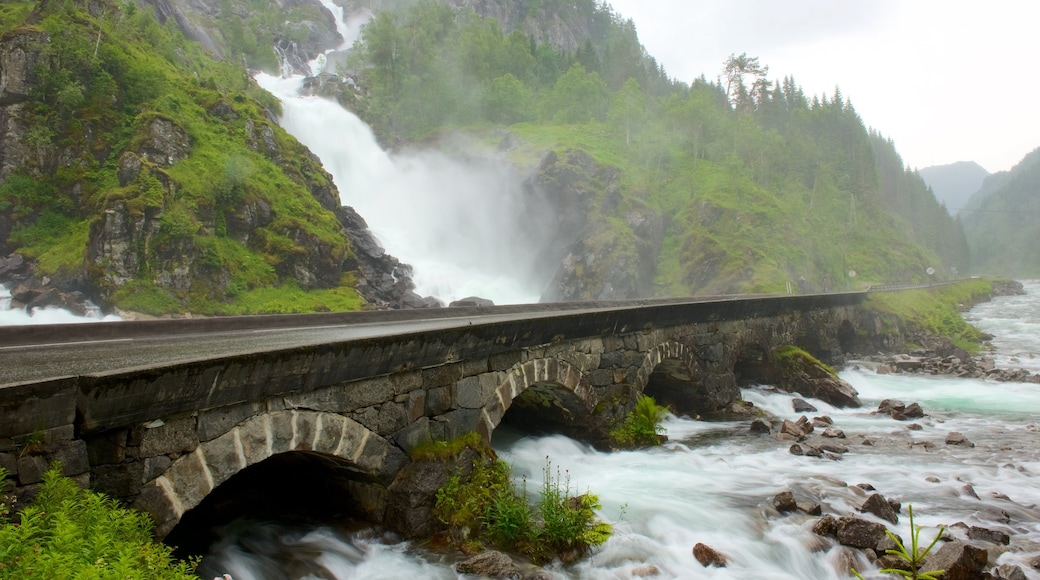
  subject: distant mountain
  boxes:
[961,148,1040,277]
[918,161,990,214]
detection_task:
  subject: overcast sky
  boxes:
[607,0,1039,174]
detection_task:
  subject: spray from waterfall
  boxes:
[257,5,554,305]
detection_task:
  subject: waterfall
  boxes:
[256,8,554,305]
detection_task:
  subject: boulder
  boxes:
[692,543,727,568]
[945,432,974,447]
[836,516,887,549]
[792,398,817,413]
[877,399,905,415]
[966,525,1010,545]
[992,564,1028,580]
[812,515,837,537]
[749,419,771,433]
[773,491,797,513]
[822,428,846,438]
[780,419,804,439]
[922,541,987,580]
[859,493,898,524]
[455,551,520,578]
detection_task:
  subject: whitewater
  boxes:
[197,282,1040,578]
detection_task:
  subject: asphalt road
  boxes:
[0,307,603,386]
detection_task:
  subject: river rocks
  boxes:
[992,564,1028,580]
[869,350,1040,383]
[966,525,1010,545]
[749,419,771,433]
[822,428,846,438]
[792,398,817,413]
[945,432,974,447]
[859,493,899,524]
[455,550,520,578]
[692,542,728,567]
[922,541,988,580]
[835,516,888,549]
[774,353,862,408]
[773,491,797,513]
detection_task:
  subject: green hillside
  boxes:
[0,0,971,313]
[961,148,1040,277]
[0,0,363,314]
[340,1,969,295]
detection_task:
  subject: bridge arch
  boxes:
[487,357,597,439]
[633,340,721,416]
[135,410,404,540]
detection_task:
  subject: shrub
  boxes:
[433,449,611,563]
[0,465,198,578]
[609,394,668,447]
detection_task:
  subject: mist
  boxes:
[256,72,556,305]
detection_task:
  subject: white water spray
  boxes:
[257,6,551,305]
[0,283,120,326]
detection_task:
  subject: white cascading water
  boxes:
[255,3,552,305]
[200,281,1040,579]
[0,283,119,326]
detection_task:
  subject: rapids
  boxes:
[196,283,1040,579]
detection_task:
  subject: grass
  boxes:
[429,436,612,564]
[864,278,994,352]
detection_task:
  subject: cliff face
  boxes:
[0,1,422,314]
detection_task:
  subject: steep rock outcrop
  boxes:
[0,27,51,180]
[532,149,662,301]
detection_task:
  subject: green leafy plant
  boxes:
[432,450,611,563]
[0,465,198,578]
[610,394,668,447]
[852,505,945,580]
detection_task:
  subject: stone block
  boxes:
[421,363,463,389]
[268,411,294,454]
[86,430,128,465]
[0,377,77,440]
[458,374,498,409]
[52,440,89,476]
[133,480,178,531]
[16,455,48,485]
[201,429,243,488]
[292,411,320,451]
[313,413,348,455]
[139,416,198,458]
[0,452,17,478]
[589,368,614,387]
[462,358,489,377]
[92,462,144,498]
[425,386,452,416]
[164,451,212,513]
[489,351,521,371]
[390,371,423,395]
[433,409,481,441]
[395,390,425,423]
[197,400,266,442]
[291,377,393,414]
[142,455,172,483]
[236,415,271,466]
[393,418,432,453]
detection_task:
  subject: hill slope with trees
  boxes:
[0,0,972,314]
[961,148,1040,277]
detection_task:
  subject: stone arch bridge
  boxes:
[0,292,865,546]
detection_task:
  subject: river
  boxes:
[195,284,1040,579]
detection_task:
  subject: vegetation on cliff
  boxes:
[863,279,994,352]
[0,0,364,315]
[342,1,970,297]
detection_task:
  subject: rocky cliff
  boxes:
[0,1,423,315]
